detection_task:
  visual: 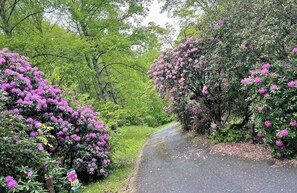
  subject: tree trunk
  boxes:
[103,62,119,104]
[92,55,110,101]
[0,0,12,37]
[85,54,108,100]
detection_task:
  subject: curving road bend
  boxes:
[135,123,297,193]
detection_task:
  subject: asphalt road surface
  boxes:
[136,123,297,193]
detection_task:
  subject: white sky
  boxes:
[142,0,180,36]
[143,1,170,27]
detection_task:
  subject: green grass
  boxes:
[82,122,175,193]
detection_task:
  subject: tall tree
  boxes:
[0,0,171,126]
[52,0,152,103]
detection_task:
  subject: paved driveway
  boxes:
[136,124,297,193]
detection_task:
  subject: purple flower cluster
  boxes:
[279,130,288,137]
[0,49,110,176]
[5,176,18,190]
[275,140,283,147]
[241,77,252,84]
[264,120,271,127]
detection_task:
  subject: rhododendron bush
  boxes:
[149,1,297,158]
[242,56,297,158]
[150,40,296,157]
[0,113,68,192]
[148,35,250,133]
[0,48,110,190]
[148,38,213,132]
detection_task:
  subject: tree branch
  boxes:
[99,62,146,75]
[10,10,54,33]
[31,53,75,62]
[7,0,20,22]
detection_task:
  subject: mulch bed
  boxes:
[209,142,297,168]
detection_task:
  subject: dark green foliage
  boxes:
[210,127,251,143]
[0,113,68,192]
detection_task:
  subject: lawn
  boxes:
[82,123,174,193]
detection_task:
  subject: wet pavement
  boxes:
[136,123,297,193]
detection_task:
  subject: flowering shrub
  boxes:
[148,38,213,131]
[148,0,297,158]
[0,113,68,192]
[148,36,249,132]
[0,49,110,184]
[190,102,211,134]
[242,53,297,158]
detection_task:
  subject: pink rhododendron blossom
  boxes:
[37,143,44,151]
[280,130,288,137]
[202,85,209,94]
[62,128,68,133]
[99,168,105,174]
[34,122,41,129]
[262,63,270,69]
[264,120,271,127]
[257,105,262,113]
[29,132,38,137]
[264,93,270,98]
[5,176,18,190]
[287,81,295,88]
[210,122,217,129]
[257,132,263,138]
[0,57,6,64]
[241,41,247,49]
[56,160,62,166]
[254,77,261,83]
[12,108,19,114]
[241,77,252,84]
[27,171,33,177]
[74,136,81,142]
[292,47,297,53]
[290,121,296,127]
[260,68,269,75]
[270,84,278,91]
[258,88,266,94]
[27,118,34,123]
[218,20,224,25]
[275,140,283,147]
[251,69,259,75]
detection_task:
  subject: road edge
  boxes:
[120,140,146,193]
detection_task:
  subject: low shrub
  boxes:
[210,127,251,143]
